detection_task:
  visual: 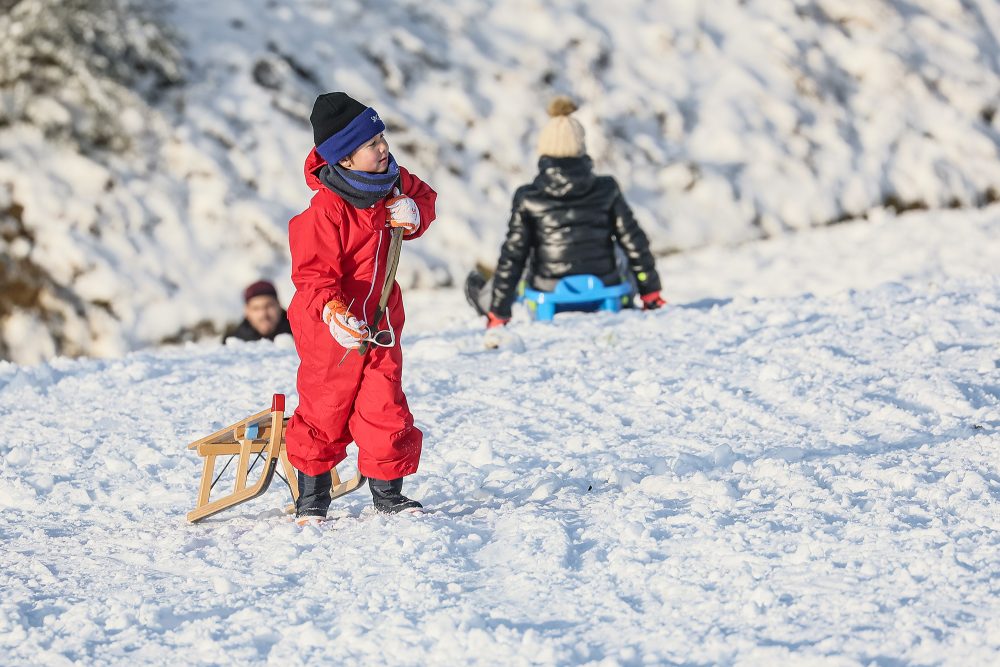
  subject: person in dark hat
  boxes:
[284,92,438,523]
[222,280,292,343]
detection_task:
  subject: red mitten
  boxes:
[486,312,510,329]
[640,291,666,310]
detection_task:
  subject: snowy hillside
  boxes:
[3,0,1000,363]
[0,208,998,665]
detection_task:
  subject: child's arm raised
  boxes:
[397,167,437,240]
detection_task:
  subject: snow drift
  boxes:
[1,0,1000,364]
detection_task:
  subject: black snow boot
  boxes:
[464,270,489,317]
[369,477,422,514]
[295,470,332,519]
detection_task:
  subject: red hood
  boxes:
[303,147,327,191]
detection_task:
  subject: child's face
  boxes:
[339,133,389,173]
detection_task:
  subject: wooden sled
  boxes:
[186,394,366,523]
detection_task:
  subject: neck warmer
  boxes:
[320,154,400,209]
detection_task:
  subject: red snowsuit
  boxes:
[285,148,437,480]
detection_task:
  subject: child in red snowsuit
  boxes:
[285,92,436,521]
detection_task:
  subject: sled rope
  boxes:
[274,469,295,502]
[209,455,236,492]
[358,225,404,355]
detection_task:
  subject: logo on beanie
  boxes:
[371,114,380,123]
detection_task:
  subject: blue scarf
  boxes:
[320,154,400,209]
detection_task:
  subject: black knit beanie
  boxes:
[310,92,386,164]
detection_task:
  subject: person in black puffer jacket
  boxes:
[465,96,666,327]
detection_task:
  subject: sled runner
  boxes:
[185,394,365,523]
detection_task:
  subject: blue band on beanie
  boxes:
[316,107,386,164]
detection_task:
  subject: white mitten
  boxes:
[386,195,420,236]
[323,300,368,350]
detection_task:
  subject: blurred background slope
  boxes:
[1,0,998,363]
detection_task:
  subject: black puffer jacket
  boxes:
[490,155,662,318]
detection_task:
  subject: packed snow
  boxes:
[3,0,1000,362]
[1,207,998,665]
[2,0,999,663]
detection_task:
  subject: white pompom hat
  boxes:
[536,96,586,158]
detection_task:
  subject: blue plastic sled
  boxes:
[521,274,634,321]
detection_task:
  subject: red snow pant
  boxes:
[285,307,422,481]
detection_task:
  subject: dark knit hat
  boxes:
[243,280,278,303]
[310,92,386,165]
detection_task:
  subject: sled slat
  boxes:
[186,408,272,449]
[233,440,252,492]
[197,440,268,456]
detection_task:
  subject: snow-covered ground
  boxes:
[3,0,1000,363]
[1,207,998,665]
